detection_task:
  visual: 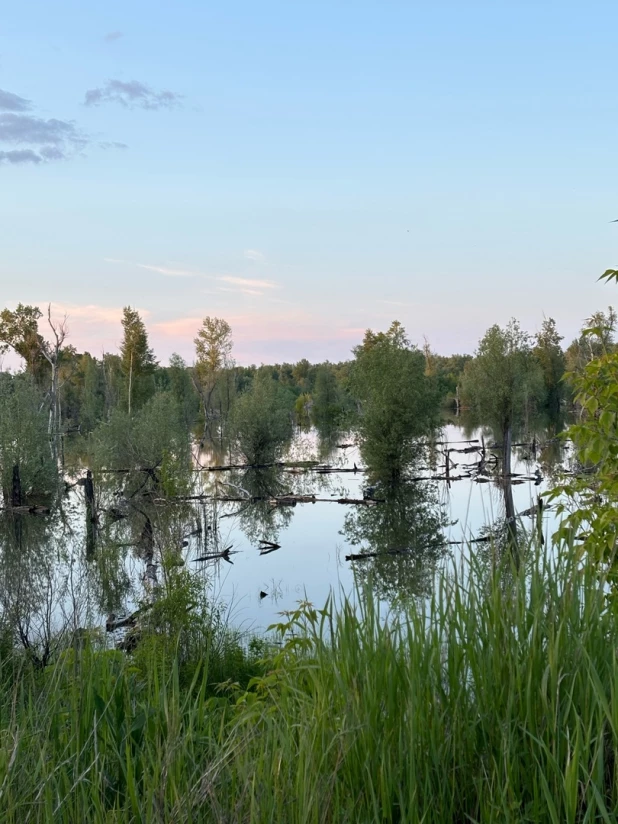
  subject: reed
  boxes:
[1,543,618,822]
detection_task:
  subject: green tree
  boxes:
[0,304,48,383]
[194,317,234,440]
[533,317,566,412]
[229,373,293,464]
[0,374,58,503]
[461,319,545,473]
[120,307,157,415]
[350,321,440,478]
[167,353,199,428]
[312,363,347,426]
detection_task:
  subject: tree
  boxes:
[0,304,48,382]
[194,317,234,439]
[533,318,565,413]
[461,320,545,474]
[350,321,440,478]
[120,307,157,415]
[229,373,293,464]
[38,305,69,456]
[312,363,347,426]
[0,374,58,504]
[167,353,199,428]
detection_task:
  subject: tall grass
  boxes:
[2,543,618,822]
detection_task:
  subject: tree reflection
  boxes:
[342,475,447,604]
[232,468,295,544]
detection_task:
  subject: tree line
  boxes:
[0,300,612,502]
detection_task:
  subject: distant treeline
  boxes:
[0,302,613,463]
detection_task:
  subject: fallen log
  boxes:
[193,546,237,564]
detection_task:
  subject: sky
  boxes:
[1,0,618,366]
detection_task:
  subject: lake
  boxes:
[0,420,571,647]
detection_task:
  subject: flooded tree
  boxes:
[229,373,293,465]
[350,321,440,478]
[461,319,545,477]
[533,318,565,413]
[194,316,234,441]
[0,374,58,505]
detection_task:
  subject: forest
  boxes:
[1,283,618,822]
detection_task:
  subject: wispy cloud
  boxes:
[136,263,200,277]
[85,80,182,110]
[244,249,266,263]
[104,31,123,43]
[0,89,32,112]
[219,276,276,290]
[105,259,278,295]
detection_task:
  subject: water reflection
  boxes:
[342,474,447,603]
[0,420,573,640]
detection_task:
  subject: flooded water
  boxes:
[0,422,571,646]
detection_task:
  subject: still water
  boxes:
[0,423,570,646]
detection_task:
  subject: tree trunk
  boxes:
[502,424,519,566]
[85,470,96,557]
[11,465,22,507]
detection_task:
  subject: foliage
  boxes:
[311,363,350,425]
[533,317,565,411]
[564,306,617,388]
[120,306,157,413]
[165,352,199,428]
[2,545,618,821]
[229,373,293,464]
[0,374,58,502]
[461,319,546,439]
[194,316,235,437]
[89,391,192,496]
[0,303,48,382]
[548,348,618,583]
[350,321,440,477]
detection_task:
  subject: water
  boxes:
[0,422,571,646]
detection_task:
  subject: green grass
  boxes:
[2,544,618,822]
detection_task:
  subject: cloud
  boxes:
[0,149,41,165]
[98,140,129,150]
[84,80,182,110]
[0,90,126,166]
[0,112,87,163]
[136,262,199,277]
[105,260,277,293]
[244,249,266,263]
[219,276,276,290]
[104,31,123,43]
[0,89,32,112]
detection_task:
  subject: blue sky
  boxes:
[1,0,618,365]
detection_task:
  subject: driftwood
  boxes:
[345,545,442,562]
[167,494,383,507]
[193,546,237,564]
[258,539,281,555]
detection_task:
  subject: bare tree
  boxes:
[39,305,68,459]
